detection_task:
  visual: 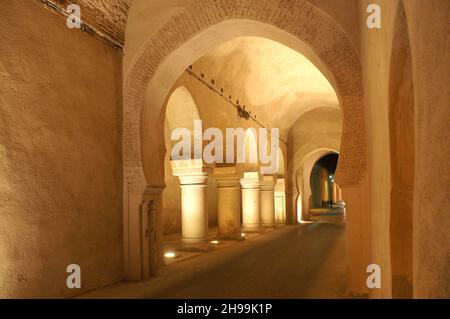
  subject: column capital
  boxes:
[275,178,286,195]
[171,159,211,185]
[260,175,276,191]
[214,165,242,187]
[143,185,166,201]
[240,171,261,189]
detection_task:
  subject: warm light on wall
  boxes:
[296,195,303,223]
[164,252,176,258]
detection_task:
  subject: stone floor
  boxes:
[161,226,278,265]
[79,219,349,299]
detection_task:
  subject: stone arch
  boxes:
[389,0,414,299]
[286,142,339,224]
[293,148,339,221]
[163,86,202,235]
[124,0,364,186]
[123,0,365,279]
[309,152,339,209]
[164,85,201,159]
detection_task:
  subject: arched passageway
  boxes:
[310,153,337,209]
[122,1,366,282]
[309,153,343,208]
[308,153,344,224]
[1,0,449,300]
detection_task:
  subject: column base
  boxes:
[182,237,208,245]
[217,231,245,241]
[243,224,262,233]
[262,223,276,228]
[178,241,213,253]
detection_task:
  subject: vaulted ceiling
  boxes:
[192,36,340,138]
[43,0,360,50]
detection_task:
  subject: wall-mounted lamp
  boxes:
[237,104,250,120]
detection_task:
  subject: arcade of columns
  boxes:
[171,159,287,245]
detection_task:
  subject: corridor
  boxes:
[3,0,448,300]
[81,223,347,299]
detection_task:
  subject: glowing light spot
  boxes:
[164,252,176,258]
[210,240,219,245]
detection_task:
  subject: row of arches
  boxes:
[162,86,287,244]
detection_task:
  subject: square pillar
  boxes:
[260,175,276,228]
[213,166,242,240]
[240,171,261,233]
[274,178,286,225]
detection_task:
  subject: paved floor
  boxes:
[80,223,348,299]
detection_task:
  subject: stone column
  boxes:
[240,172,261,233]
[274,178,286,225]
[172,159,210,245]
[214,166,242,240]
[285,173,298,224]
[260,175,276,228]
[337,187,343,202]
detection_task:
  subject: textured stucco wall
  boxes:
[360,0,450,298]
[359,0,397,298]
[403,0,450,298]
[388,0,414,298]
[0,0,123,297]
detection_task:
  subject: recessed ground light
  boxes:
[241,233,246,238]
[210,240,219,244]
[164,252,176,258]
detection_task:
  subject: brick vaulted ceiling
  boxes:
[42,0,359,51]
